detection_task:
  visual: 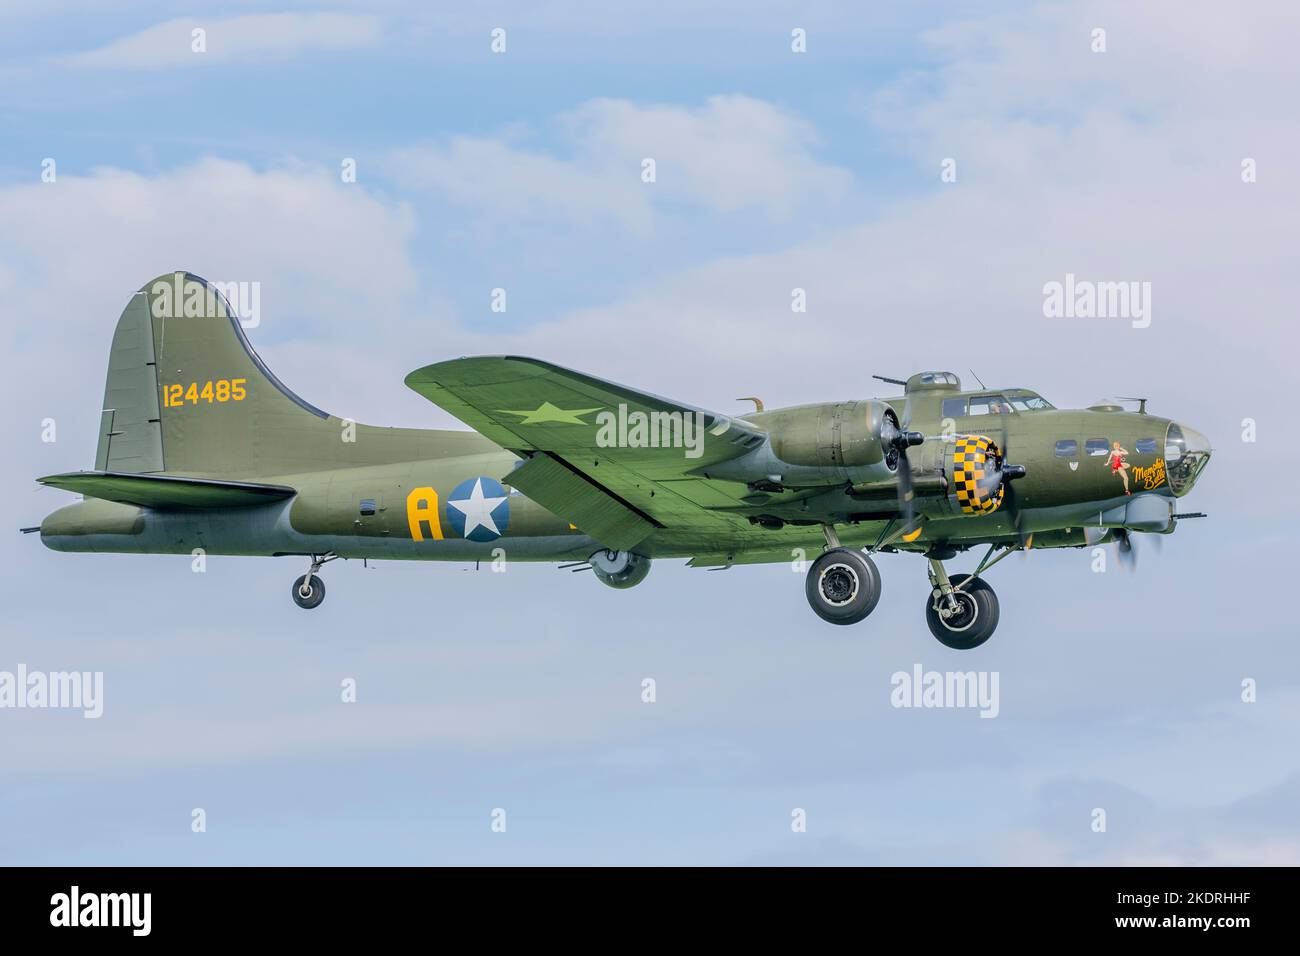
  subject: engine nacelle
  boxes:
[590,550,652,589]
[766,400,897,470]
[945,434,1007,515]
[904,434,1008,517]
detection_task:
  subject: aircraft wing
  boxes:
[404,356,768,550]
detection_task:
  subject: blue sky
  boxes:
[2,0,1298,865]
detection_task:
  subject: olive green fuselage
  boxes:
[41,390,1206,565]
[38,276,1211,574]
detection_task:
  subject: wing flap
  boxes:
[38,471,296,510]
[505,454,661,550]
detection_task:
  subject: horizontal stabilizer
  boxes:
[37,471,296,510]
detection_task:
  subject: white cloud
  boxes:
[3,2,1299,864]
[428,2,1299,429]
[388,135,654,234]
[0,157,428,461]
[386,95,853,231]
[567,96,851,218]
[0,157,416,327]
[61,12,383,70]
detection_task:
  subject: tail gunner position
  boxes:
[30,274,1211,649]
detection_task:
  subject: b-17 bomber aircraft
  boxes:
[30,273,1213,649]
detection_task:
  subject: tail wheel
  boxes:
[805,548,881,625]
[292,574,326,610]
[925,572,997,649]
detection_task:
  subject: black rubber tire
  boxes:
[292,574,326,610]
[925,572,997,649]
[590,550,652,589]
[805,548,882,625]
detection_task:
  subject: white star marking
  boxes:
[447,478,507,538]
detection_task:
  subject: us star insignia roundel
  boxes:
[445,476,510,541]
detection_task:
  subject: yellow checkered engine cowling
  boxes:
[947,435,1005,515]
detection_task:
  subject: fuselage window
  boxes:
[359,498,377,516]
[942,397,967,418]
[1085,438,1109,457]
[1055,439,1078,457]
[1135,438,1158,454]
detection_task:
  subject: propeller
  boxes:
[1082,525,1162,571]
[1118,528,1163,570]
[995,417,1030,545]
[881,403,924,530]
[1114,528,1138,572]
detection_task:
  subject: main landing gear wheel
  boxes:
[925,572,998,650]
[292,574,326,610]
[806,548,881,625]
[291,554,335,609]
[590,549,651,589]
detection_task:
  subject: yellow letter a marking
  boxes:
[406,487,443,541]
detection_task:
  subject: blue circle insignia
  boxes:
[444,476,510,542]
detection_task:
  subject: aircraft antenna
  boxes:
[969,368,987,389]
[1117,396,1149,414]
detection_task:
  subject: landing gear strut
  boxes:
[805,525,882,625]
[924,556,1000,650]
[292,553,337,610]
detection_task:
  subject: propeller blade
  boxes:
[993,417,1030,546]
[1115,529,1138,572]
[882,408,924,530]
[898,456,916,530]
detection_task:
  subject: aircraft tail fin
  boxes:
[94,272,332,478]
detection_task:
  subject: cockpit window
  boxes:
[967,394,1014,416]
[941,397,967,418]
[1005,390,1055,411]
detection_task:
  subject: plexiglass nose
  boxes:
[1165,422,1211,495]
